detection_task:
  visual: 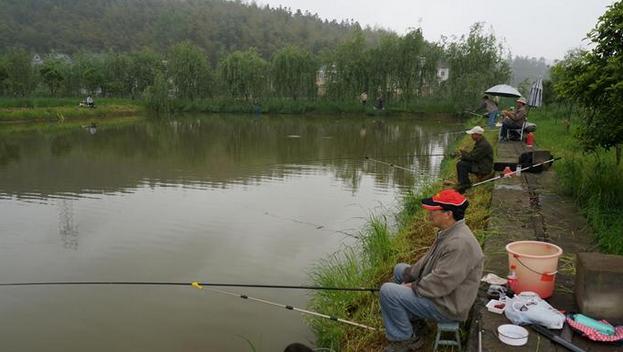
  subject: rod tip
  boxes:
[191,282,202,289]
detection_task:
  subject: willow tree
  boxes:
[218,48,268,100]
[168,41,212,100]
[270,45,317,100]
[324,28,370,101]
[443,23,510,109]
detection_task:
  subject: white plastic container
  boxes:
[497,324,529,346]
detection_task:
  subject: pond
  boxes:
[0,113,461,351]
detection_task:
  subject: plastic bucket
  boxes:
[505,241,563,298]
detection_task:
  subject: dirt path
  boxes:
[465,141,620,352]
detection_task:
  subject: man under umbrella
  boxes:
[500,97,528,141]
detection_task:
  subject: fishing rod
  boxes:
[364,156,417,174]
[464,111,485,117]
[472,157,561,188]
[191,282,378,331]
[0,281,380,292]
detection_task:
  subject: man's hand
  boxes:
[401,282,413,288]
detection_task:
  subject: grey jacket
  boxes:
[402,219,484,321]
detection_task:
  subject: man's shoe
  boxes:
[383,336,424,352]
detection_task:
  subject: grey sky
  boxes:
[254,0,616,60]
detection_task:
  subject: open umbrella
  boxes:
[484,84,522,98]
[527,79,543,107]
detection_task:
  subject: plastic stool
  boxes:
[433,321,461,351]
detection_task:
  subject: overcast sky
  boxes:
[254,0,616,61]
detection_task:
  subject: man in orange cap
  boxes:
[380,189,484,352]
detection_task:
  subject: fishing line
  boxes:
[0,281,379,292]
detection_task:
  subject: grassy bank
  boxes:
[527,106,623,255]
[309,127,497,351]
[168,97,456,115]
[0,97,144,122]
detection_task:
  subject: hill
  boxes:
[0,0,385,61]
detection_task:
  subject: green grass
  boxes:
[528,105,623,255]
[0,97,144,122]
[308,120,494,351]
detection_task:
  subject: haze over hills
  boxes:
[0,0,385,62]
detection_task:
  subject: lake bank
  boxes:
[0,98,144,123]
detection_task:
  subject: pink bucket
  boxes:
[506,241,563,298]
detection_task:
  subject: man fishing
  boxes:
[477,95,499,128]
[500,97,528,141]
[380,189,484,352]
[455,126,493,192]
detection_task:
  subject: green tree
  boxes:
[271,45,317,100]
[218,48,268,100]
[129,49,163,99]
[168,42,212,100]
[39,56,68,96]
[443,23,510,110]
[144,71,172,115]
[4,48,34,96]
[552,1,623,156]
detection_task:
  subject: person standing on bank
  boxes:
[456,126,493,192]
[380,189,484,352]
[477,95,499,128]
[360,91,368,106]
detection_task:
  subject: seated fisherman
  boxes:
[456,126,493,192]
[379,189,484,352]
[86,95,95,108]
[500,97,527,141]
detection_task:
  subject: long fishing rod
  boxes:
[191,282,378,331]
[0,281,379,292]
[364,156,418,174]
[464,111,485,117]
[472,157,561,188]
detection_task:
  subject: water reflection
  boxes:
[0,114,460,201]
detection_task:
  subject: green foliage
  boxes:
[39,59,65,96]
[168,42,212,100]
[270,46,317,99]
[551,1,623,152]
[3,48,34,97]
[144,72,171,116]
[442,23,511,110]
[0,0,386,59]
[218,49,268,100]
[528,107,623,255]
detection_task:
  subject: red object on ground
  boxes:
[503,166,513,176]
[526,132,535,146]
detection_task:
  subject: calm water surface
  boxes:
[0,113,460,351]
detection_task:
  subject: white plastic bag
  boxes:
[504,291,565,329]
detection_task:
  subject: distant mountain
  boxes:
[0,0,385,62]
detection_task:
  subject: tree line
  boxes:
[0,23,510,112]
